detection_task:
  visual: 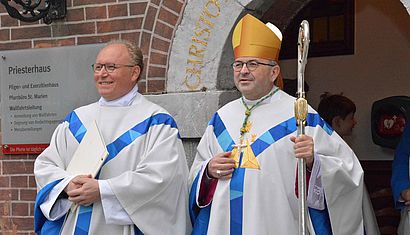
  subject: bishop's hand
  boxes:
[207,152,235,180]
[290,134,314,170]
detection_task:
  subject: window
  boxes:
[263,0,355,59]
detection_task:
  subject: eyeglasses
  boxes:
[231,60,277,72]
[92,63,135,73]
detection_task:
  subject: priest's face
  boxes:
[233,57,280,100]
[93,44,140,101]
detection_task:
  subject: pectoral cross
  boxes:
[231,140,247,168]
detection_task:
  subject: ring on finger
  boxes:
[216,169,221,177]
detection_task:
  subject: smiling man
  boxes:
[188,14,366,234]
[34,40,191,235]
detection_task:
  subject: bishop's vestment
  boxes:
[189,89,364,235]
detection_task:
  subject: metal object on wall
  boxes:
[0,0,66,24]
[371,96,410,149]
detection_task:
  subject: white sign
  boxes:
[1,44,104,154]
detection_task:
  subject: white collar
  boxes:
[242,87,279,106]
[98,84,140,107]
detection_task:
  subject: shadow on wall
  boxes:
[357,0,410,45]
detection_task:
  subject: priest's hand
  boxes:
[64,175,87,193]
[290,134,314,170]
[66,175,101,205]
[401,189,410,208]
[207,152,235,180]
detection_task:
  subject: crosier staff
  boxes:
[295,20,310,235]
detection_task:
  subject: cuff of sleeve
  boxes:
[196,160,217,208]
[99,180,133,225]
[307,154,325,210]
[40,176,74,220]
[99,180,115,198]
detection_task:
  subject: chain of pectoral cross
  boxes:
[232,87,279,158]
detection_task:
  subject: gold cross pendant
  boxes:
[231,142,246,168]
[240,140,260,169]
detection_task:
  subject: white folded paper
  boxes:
[66,120,108,178]
[61,120,109,235]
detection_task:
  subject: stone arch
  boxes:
[150,0,315,141]
[167,0,312,93]
[158,0,410,164]
[135,0,186,93]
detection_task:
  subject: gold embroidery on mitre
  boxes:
[232,14,282,61]
[240,140,260,169]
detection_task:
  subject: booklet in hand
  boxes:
[66,120,109,178]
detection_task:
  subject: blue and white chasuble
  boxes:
[189,89,365,235]
[34,95,190,235]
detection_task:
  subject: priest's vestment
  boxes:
[34,95,190,235]
[189,89,364,235]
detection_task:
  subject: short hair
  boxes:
[318,92,356,126]
[107,39,144,73]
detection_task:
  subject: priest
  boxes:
[188,14,365,234]
[34,40,191,234]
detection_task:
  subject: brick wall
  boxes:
[0,0,185,233]
[0,154,36,234]
[0,0,185,94]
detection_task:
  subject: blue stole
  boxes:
[189,112,334,235]
[35,111,178,235]
[34,179,65,234]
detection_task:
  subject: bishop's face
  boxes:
[233,57,280,100]
[93,44,140,101]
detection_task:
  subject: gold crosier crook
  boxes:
[295,20,310,235]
